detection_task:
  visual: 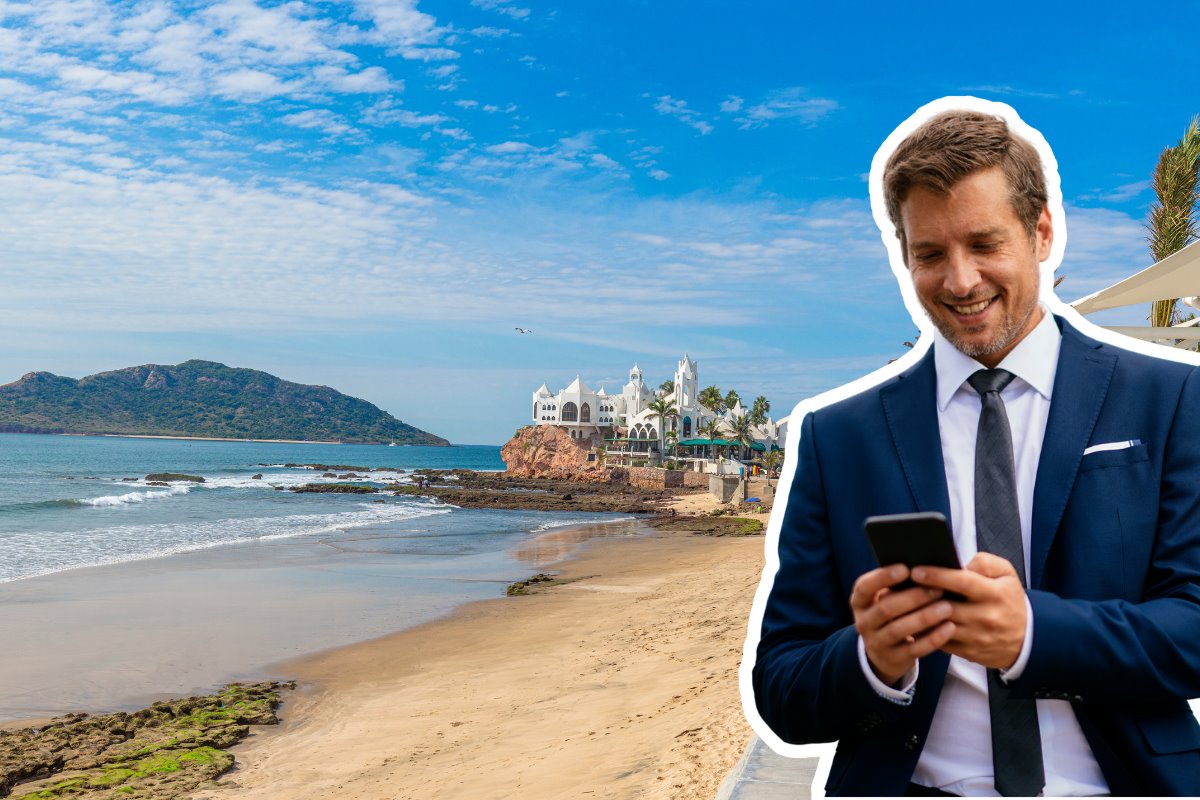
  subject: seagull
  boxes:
[515,327,532,334]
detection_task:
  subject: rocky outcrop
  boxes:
[0,682,291,799]
[500,425,607,481]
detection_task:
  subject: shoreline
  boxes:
[195,520,761,799]
[1,487,768,798]
[0,512,648,726]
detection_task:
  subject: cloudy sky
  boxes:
[1,1,1195,443]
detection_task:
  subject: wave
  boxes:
[78,486,193,507]
[2,500,454,584]
[527,514,637,534]
[0,486,193,514]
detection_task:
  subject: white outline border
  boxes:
[736,95,1200,797]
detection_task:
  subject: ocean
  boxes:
[0,432,639,719]
[0,432,625,583]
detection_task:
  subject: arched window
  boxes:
[562,402,578,422]
[533,401,538,420]
[683,416,692,436]
[580,403,591,423]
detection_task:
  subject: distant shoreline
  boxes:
[74,433,345,445]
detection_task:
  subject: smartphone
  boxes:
[864,511,962,596]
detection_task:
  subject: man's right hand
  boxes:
[851,564,956,686]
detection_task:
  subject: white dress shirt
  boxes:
[857,309,1110,795]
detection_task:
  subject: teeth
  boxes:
[953,299,990,314]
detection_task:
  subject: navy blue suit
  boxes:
[753,318,1200,795]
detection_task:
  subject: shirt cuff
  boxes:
[857,635,917,705]
[999,594,1034,682]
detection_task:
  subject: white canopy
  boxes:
[1071,239,1200,315]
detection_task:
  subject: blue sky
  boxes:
[1,1,1197,444]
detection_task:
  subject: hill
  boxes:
[0,360,449,445]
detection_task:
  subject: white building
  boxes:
[531,354,788,461]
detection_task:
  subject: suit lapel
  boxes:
[880,351,953,524]
[1029,320,1118,587]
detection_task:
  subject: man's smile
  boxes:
[945,295,998,318]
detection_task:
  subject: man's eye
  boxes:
[974,241,998,252]
[914,251,941,263]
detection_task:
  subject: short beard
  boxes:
[925,294,1040,360]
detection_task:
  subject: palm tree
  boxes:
[728,413,756,462]
[1147,116,1200,329]
[645,396,678,463]
[762,449,784,488]
[750,395,770,426]
[699,385,724,413]
[698,418,724,462]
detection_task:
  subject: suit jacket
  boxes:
[753,317,1200,795]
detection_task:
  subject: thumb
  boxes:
[966,551,1018,578]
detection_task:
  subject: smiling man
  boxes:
[750,108,1200,795]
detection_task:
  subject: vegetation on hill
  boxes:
[0,360,448,445]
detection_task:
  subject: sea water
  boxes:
[0,432,624,583]
[0,432,640,719]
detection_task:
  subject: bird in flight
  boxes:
[515,327,532,334]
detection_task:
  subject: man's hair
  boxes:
[883,110,1047,256]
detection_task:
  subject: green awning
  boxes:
[677,438,765,451]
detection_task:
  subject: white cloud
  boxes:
[468,26,512,38]
[487,141,534,154]
[313,65,396,93]
[361,98,450,127]
[58,64,189,105]
[648,168,670,181]
[42,127,111,145]
[1078,180,1152,203]
[281,109,357,138]
[735,88,838,129]
[470,0,532,20]
[653,95,713,135]
[213,68,291,99]
[720,95,743,113]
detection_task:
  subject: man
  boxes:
[750,106,1200,795]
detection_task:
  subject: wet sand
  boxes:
[192,528,762,800]
[0,518,644,722]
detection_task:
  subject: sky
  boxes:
[2,1,1198,444]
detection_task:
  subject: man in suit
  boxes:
[750,105,1200,795]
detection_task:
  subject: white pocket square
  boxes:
[1083,439,1142,456]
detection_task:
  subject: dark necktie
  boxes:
[967,368,1045,797]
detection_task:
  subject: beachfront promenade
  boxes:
[717,737,819,799]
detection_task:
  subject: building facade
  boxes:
[530,354,788,459]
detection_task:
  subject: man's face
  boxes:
[900,166,1053,368]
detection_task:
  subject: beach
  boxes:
[0,431,772,797]
[192,520,762,800]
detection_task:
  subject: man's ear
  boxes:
[1035,206,1053,262]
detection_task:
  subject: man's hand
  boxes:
[912,552,1027,670]
[851,564,955,686]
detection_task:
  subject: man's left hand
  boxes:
[912,553,1027,670]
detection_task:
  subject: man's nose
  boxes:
[942,249,981,297]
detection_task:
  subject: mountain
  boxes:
[0,360,449,445]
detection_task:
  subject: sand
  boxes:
[191,525,763,800]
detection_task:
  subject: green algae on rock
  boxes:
[0,682,292,800]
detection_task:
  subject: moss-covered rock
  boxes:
[1,681,292,800]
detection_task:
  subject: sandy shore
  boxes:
[192,525,763,800]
